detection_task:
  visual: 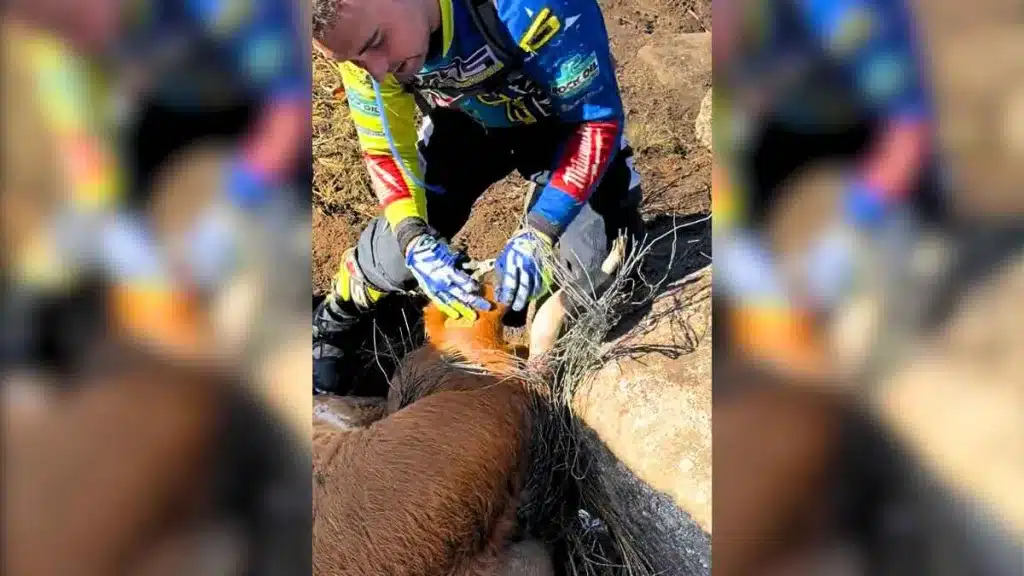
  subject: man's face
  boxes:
[315,0,431,83]
[11,0,122,54]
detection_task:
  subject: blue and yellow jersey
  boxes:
[715,0,937,224]
[21,0,308,211]
[727,0,934,129]
[123,0,308,108]
[340,0,626,240]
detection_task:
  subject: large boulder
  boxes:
[572,272,712,533]
[565,217,713,574]
[873,253,1024,538]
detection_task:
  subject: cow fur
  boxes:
[312,282,550,576]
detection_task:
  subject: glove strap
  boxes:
[395,217,433,256]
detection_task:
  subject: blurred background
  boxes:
[713,0,1022,574]
[2,0,312,573]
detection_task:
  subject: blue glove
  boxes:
[844,180,889,229]
[804,224,861,311]
[405,234,492,320]
[183,201,241,290]
[225,156,273,210]
[496,229,554,312]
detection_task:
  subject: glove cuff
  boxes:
[844,178,888,228]
[525,212,561,244]
[395,217,433,256]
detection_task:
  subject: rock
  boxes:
[875,256,1024,536]
[637,32,712,109]
[572,259,713,533]
[695,87,713,151]
[571,277,712,574]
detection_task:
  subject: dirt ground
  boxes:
[311,0,713,293]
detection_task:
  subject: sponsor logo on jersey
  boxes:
[551,120,618,200]
[552,52,599,99]
[519,8,561,53]
[416,46,504,90]
[862,51,909,101]
[244,31,287,84]
[346,91,380,116]
[365,154,409,205]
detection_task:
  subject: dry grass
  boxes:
[311,52,377,220]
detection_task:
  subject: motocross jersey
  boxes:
[714,0,937,226]
[339,0,625,242]
[24,0,308,211]
[119,0,308,109]
[726,0,933,129]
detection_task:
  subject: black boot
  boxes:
[312,248,387,396]
[312,295,366,395]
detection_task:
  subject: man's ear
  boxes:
[313,38,333,59]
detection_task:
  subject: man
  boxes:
[5,0,309,355]
[312,0,645,393]
[712,0,948,376]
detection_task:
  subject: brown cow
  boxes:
[312,279,557,576]
[311,238,628,575]
[3,343,310,576]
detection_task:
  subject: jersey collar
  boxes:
[438,0,454,56]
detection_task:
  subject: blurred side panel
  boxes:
[2,0,312,574]
[712,0,1023,574]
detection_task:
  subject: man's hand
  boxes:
[496,229,554,313]
[405,234,492,320]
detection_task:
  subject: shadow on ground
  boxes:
[605,212,712,348]
[572,417,712,575]
[920,221,1024,334]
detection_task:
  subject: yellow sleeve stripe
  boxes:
[383,197,425,230]
[27,33,123,211]
[339,62,427,223]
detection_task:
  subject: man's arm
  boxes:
[28,33,124,213]
[337,62,429,252]
[499,0,625,241]
[799,0,934,207]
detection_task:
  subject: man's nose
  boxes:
[364,54,390,83]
